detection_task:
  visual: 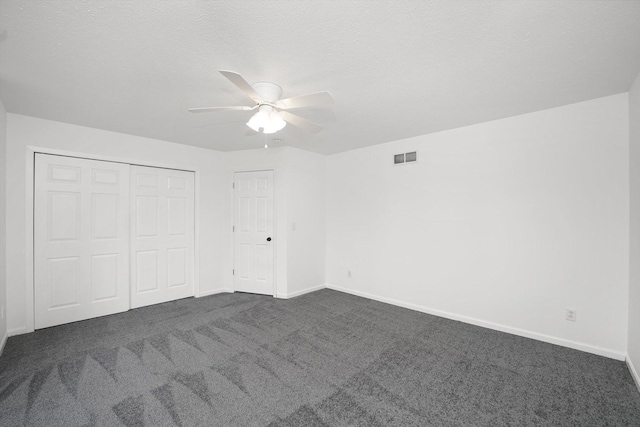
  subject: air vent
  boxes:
[393,151,417,165]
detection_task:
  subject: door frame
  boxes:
[25,146,201,334]
[232,169,277,297]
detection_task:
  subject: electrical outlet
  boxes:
[291,222,297,231]
[347,270,352,278]
[566,308,577,322]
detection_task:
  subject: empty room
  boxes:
[1,1,640,425]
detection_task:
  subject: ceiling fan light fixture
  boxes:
[263,111,286,134]
[246,108,286,134]
[190,70,332,137]
[246,110,268,132]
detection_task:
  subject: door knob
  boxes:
[266,237,272,241]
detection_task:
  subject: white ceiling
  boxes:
[1,1,640,155]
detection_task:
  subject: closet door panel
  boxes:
[34,154,130,329]
[130,166,194,308]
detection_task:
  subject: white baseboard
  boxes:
[325,283,626,361]
[0,329,7,356]
[627,355,640,394]
[197,288,234,298]
[8,326,27,337]
[4,284,626,363]
[5,292,236,340]
[277,283,326,299]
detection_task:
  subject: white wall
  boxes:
[223,146,326,298]
[629,71,640,385]
[285,148,326,296]
[5,114,228,334]
[3,92,632,365]
[0,98,7,352]
[326,94,630,359]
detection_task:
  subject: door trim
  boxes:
[25,146,201,334]
[232,169,277,297]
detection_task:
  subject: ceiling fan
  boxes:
[188,71,334,134]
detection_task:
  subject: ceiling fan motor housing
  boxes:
[251,81,283,104]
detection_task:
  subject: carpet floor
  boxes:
[0,289,639,426]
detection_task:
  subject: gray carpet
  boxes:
[0,289,639,426]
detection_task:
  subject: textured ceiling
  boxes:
[1,1,640,154]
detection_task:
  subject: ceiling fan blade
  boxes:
[280,111,323,134]
[219,70,262,103]
[244,128,259,136]
[276,91,335,110]
[188,105,256,113]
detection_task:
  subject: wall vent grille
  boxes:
[394,151,417,165]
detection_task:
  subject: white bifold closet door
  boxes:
[130,165,195,308]
[34,154,131,329]
[35,155,196,329]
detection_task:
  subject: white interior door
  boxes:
[130,165,195,308]
[34,154,130,329]
[233,170,274,295]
